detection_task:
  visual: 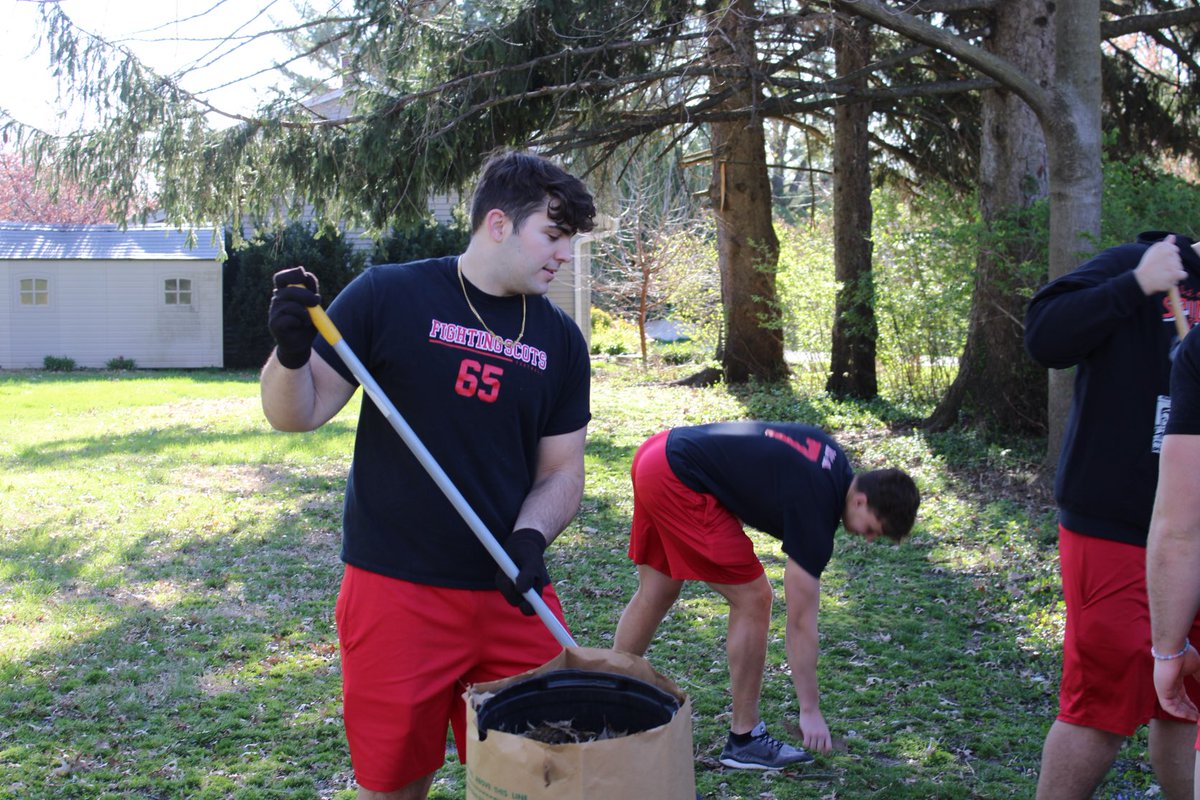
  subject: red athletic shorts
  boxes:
[1057,525,1200,737]
[335,564,568,792]
[627,431,764,585]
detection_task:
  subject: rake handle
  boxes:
[1169,286,1189,341]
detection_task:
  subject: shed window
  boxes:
[165,278,192,306]
[19,277,49,306]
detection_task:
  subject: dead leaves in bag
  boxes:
[516,719,628,744]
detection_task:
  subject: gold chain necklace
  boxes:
[457,259,526,344]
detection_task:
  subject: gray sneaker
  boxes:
[718,722,813,770]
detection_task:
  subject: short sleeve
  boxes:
[1168,332,1200,435]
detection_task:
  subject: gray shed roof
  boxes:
[0,222,222,260]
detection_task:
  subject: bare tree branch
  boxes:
[830,0,1054,118]
[1101,7,1200,38]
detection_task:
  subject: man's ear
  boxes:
[484,208,509,243]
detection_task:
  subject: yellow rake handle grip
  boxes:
[287,283,343,345]
[306,303,343,346]
[1169,286,1189,341]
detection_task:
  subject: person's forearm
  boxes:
[512,468,584,544]
[1025,274,1142,368]
[1148,522,1200,653]
[786,617,821,713]
[260,351,352,432]
[1147,435,1200,653]
[262,353,319,431]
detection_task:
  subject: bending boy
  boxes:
[613,421,919,769]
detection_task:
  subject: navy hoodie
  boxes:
[1025,231,1200,546]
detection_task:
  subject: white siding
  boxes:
[428,194,459,225]
[559,219,620,347]
[5,268,61,367]
[3,259,222,369]
[547,257,590,344]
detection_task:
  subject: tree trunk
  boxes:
[829,0,1105,461]
[708,0,787,384]
[1042,0,1103,466]
[925,0,1053,433]
[827,14,878,399]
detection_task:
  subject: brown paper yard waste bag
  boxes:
[465,646,696,799]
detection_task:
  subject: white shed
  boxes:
[0,222,224,369]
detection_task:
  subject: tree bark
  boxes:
[833,0,1102,458]
[827,14,878,399]
[924,0,1052,432]
[1042,0,1103,465]
[708,0,787,384]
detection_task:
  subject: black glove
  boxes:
[495,528,549,616]
[268,267,321,369]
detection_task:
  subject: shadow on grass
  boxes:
[0,480,356,799]
[724,379,926,429]
[0,368,260,386]
[5,418,358,470]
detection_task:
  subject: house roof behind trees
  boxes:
[0,222,221,260]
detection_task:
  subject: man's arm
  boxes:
[783,558,832,753]
[1026,238,1186,369]
[260,350,356,432]
[1147,432,1200,720]
[513,425,588,542]
[493,425,587,615]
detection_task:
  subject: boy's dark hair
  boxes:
[855,468,920,542]
[469,150,597,236]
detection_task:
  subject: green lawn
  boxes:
[0,364,1161,798]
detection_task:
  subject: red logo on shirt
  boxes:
[763,428,837,469]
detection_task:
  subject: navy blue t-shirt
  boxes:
[665,422,855,579]
[313,257,591,588]
[1168,331,1200,436]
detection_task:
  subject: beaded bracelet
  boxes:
[1152,641,1192,661]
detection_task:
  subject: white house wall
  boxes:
[4,259,222,369]
[546,260,583,341]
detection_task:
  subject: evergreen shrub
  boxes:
[43,355,76,371]
[222,224,365,369]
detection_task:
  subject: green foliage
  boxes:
[1100,153,1200,247]
[591,218,723,366]
[654,228,723,360]
[602,159,1197,408]
[776,220,838,359]
[1101,51,1200,168]
[590,307,639,355]
[7,0,702,235]
[655,340,706,365]
[41,355,76,371]
[776,187,977,406]
[871,188,979,404]
[372,218,469,265]
[983,153,1200,283]
[104,356,137,370]
[222,224,366,369]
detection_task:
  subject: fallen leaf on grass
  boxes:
[695,755,836,780]
[51,753,85,777]
[782,720,848,752]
